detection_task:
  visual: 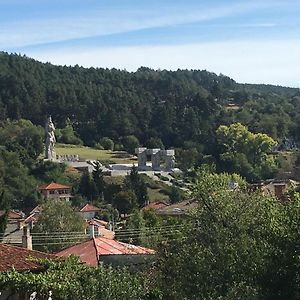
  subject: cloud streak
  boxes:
[0,1,279,48]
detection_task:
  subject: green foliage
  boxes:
[0,191,9,241]
[1,53,300,181]
[59,124,83,145]
[77,172,97,201]
[0,149,39,209]
[30,160,68,184]
[118,209,179,249]
[124,166,149,207]
[92,161,105,200]
[146,137,164,149]
[168,186,182,204]
[176,147,201,172]
[216,123,278,181]
[112,190,137,215]
[157,169,300,299]
[99,137,114,150]
[95,203,119,223]
[0,119,43,162]
[32,200,86,252]
[122,135,140,154]
[0,256,150,300]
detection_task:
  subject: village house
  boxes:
[86,218,115,239]
[249,179,299,200]
[56,236,155,268]
[156,199,198,216]
[142,201,169,211]
[0,243,55,299]
[79,203,101,220]
[39,182,71,201]
[0,210,25,245]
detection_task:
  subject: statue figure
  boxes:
[45,116,56,160]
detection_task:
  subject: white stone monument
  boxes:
[45,116,56,160]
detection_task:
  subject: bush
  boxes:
[122,135,139,154]
[94,143,104,150]
[114,143,124,151]
[99,137,114,150]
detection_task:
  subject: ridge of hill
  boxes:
[0,51,299,149]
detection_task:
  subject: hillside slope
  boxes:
[0,52,299,148]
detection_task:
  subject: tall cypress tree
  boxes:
[0,191,9,241]
[124,166,149,207]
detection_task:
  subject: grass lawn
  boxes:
[55,143,136,164]
[147,187,170,202]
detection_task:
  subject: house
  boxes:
[86,218,115,239]
[39,182,71,201]
[156,199,198,216]
[56,236,155,268]
[249,179,299,200]
[0,243,55,299]
[0,210,26,245]
[142,201,169,211]
[79,203,101,220]
[0,210,24,220]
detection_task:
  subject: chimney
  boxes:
[89,224,95,239]
[22,226,32,250]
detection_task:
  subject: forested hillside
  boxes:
[0,52,299,147]
[1,52,300,181]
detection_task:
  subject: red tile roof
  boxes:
[39,182,70,190]
[56,237,155,267]
[0,244,55,272]
[0,210,24,220]
[80,204,101,212]
[94,238,155,256]
[143,201,169,210]
[57,239,98,266]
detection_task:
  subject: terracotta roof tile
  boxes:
[94,238,155,256]
[56,237,155,267]
[56,239,98,267]
[80,204,101,212]
[0,210,24,220]
[0,244,55,272]
[143,201,169,210]
[39,182,70,190]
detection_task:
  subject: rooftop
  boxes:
[143,201,169,211]
[0,210,24,220]
[39,182,70,190]
[56,237,155,267]
[0,243,55,272]
[80,203,101,212]
[156,199,198,216]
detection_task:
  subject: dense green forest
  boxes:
[1,52,300,182]
[1,51,299,147]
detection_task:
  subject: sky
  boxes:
[1,0,300,87]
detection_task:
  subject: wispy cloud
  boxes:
[0,1,279,48]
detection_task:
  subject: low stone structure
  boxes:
[135,148,175,171]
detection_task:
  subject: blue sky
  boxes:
[1,0,300,87]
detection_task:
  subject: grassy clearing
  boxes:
[104,175,170,203]
[147,187,170,202]
[55,143,136,164]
